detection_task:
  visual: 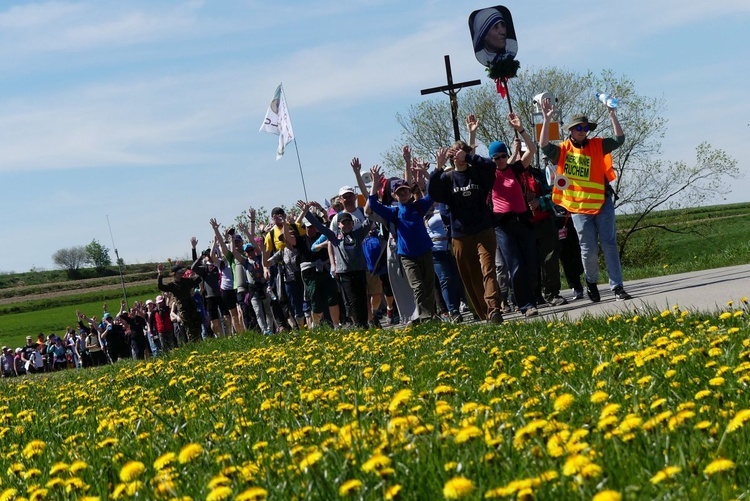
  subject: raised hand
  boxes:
[370,165,383,185]
[350,157,362,173]
[508,112,523,132]
[296,199,308,211]
[209,218,220,229]
[541,98,555,121]
[190,237,198,248]
[402,145,412,164]
[436,147,450,170]
[465,114,479,133]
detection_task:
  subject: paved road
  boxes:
[500,263,750,322]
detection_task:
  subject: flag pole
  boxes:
[280,84,309,202]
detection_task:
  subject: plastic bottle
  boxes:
[267,286,277,301]
[596,92,618,109]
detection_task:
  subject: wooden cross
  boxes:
[420,55,481,142]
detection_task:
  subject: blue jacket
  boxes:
[368,194,433,258]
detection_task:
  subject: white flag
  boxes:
[260,84,295,160]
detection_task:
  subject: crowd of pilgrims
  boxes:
[3,110,633,378]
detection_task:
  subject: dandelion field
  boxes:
[3,302,750,500]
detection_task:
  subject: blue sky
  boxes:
[1,0,749,273]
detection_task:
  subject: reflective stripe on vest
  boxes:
[551,139,608,215]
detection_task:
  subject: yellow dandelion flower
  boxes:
[385,484,402,500]
[338,479,363,496]
[444,462,458,472]
[455,425,483,444]
[703,458,735,475]
[650,466,681,484]
[49,462,69,475]
[97,437,119,448]
[709,377,725,386]
[23,440,46,459]
[388,389,412,413]
[299,451,323,471]
[208,475,231,489]
[0,489,18,501]
[695,390,712,400]
[443,476,474,499]
[592,490,621,501]
[236,487,268,501]
[119,461,146,483]
[719,312,732,320]
[361,453,391,473]
[178,443,204,464]
[727,409,750,433]
[434,384,456,395]
[206,486,233,501]
[590,391,608,403]
[30,488,49,501]
[554,393,575,412]
[154,452,176,471]
[46,477,65,488]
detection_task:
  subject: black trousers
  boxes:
[337,270,368,328]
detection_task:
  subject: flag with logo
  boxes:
[260,84,295,160]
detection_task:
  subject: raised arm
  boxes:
[465,114,479,154]
[508,113,536,168]
[351,157,369,200]
[402,146,414,186]
[209,218,230,258]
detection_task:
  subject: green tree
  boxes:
[382,66,740,262]
[85,239,112,270]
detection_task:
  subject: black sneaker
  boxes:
[489,311,504,324]
[546,295,568,306]
[586,281,601,303]
[613,286,632,301]
[450,311,463,324]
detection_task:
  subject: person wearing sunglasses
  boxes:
[538,98,632,302]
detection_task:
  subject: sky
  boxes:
[1,0,749,273]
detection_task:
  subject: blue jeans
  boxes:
[284,278,305,319]
[495,215,537,312]
[432,250,462,314]
[571,196,623,290]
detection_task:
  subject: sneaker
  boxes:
[547,295,568,306]
[450,311,463,324]
[489,311,504,324]
[571,288,584,300]
[369,319,382,329]
[406,318,421,327]
[500,301,513,314]
[586,281,601,303]
[460,301,470,313]
[523,307,539,318]
[613,286,632,301]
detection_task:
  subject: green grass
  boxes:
[1,308,750,499]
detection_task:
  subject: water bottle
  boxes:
[267,285,277,301]
[596,92,618,109]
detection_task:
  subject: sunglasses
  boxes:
[573,124,590,132]
[492,154,508,160]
